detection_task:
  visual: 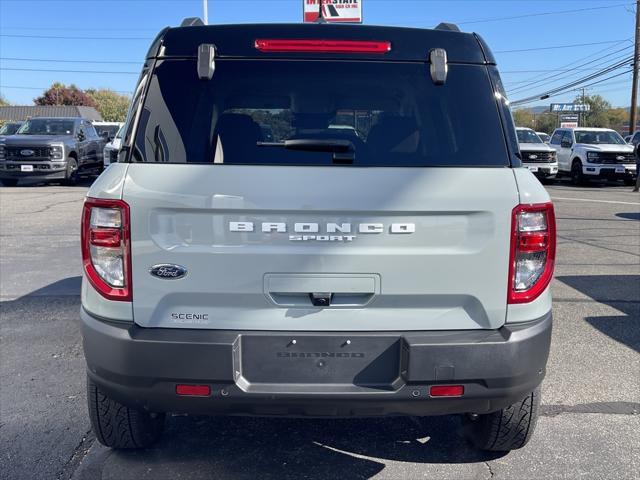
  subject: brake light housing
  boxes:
[254,39,392,54]
[508,202,556,304]
[81,198,132,301]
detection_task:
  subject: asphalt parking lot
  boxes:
[1,178,638,480]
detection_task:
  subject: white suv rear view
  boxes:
[80,20,555,453]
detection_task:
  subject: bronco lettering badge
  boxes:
[149,264,188,279]
[229,221,415,242]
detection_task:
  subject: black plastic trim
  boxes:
[82,308,552,417]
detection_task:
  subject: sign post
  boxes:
[559,114,579,129]
[303,0,363,23]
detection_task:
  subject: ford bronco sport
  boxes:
[81,20,555,452]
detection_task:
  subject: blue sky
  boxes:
[0,0,635,108]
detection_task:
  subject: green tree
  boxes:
[86,89,130,122]
[0,94,9,106]
[606,107,627,129]
[533,113,557,134]
[34,82,96,106]
[512,108,535,128]
[575,94,612,128]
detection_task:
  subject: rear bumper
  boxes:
[82,308,552,417]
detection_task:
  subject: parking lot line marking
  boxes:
[551,196,640,206]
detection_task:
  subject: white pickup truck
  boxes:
[516,127,557,181]
[549,127,635,185]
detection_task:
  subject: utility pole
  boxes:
[629,0,640,134]
[203,0,209,25]
[582,87,586,127]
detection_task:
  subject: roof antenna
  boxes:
[315,0,326,23]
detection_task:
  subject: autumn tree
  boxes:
[86,89,130,122]
[34,83,96,107]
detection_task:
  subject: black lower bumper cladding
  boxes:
[82,309,552,417]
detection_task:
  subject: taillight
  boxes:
[508,202,556,304]
[254,39,392,54]
[81,198,131,301]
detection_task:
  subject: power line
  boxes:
[0,34,150,40]
[0,85,133,94]
[0,67,139,75]
[512,65,633,106]
[507,53,633,96]
[502,68,626,74]
[455,2,633,25]
[494,39,629,54]
[506,43,633,93]
[0,57,141,65]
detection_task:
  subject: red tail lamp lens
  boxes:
[89,228,122,248]
[430,385,464,397]
[508,202,556,304]
[176,385,211,397]
[255,39,391,54]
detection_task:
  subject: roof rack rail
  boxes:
[180,17,205,27]
[435,22,461,32]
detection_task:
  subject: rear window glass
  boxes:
[132,59,508,167]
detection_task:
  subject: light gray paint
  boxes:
[508,168,553,323]
[122,164,520,331]
[86,162,129,200]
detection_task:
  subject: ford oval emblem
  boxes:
[529,154,538,160]
[20,149,35,156]
[149,264,187,279]
[616,155,625,161]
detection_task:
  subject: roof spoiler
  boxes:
[180,17,205,27]
[435,22,461,32]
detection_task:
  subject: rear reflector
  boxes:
[430,385,464,397]
[176,384,211,397]
[89,228,122,248]
[255,39,391,54]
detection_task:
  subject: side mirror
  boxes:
[77,131,85,141]
[100,131,110,140]
[560,139,572,148]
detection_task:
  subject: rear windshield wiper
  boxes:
[257,139,355,164]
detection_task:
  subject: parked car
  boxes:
[516,127,558,181]
[0,121,24,137]
[103,124,124,168]
[81,20,555,453]
[549,127,636,185]
[536,131,550,143]
[92,121,124,141]
[0,117,106,186]
[624,134,632,144]
[628,130,640,146]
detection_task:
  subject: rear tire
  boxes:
[87,376,165,449]
[463,387,540,452]
[62,157,78,186]
[1,179,18,187]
